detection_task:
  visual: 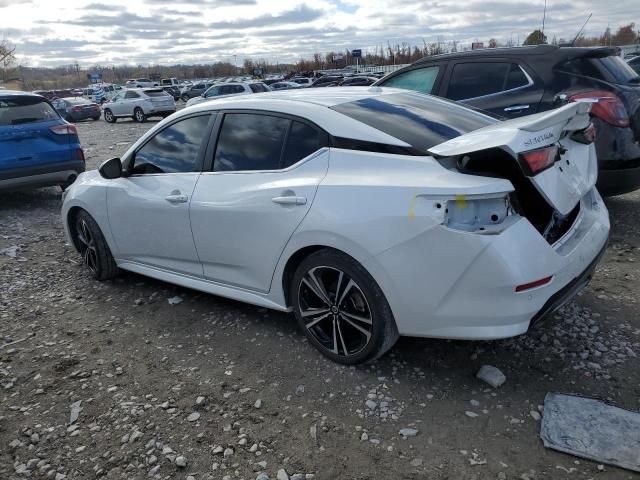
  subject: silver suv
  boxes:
[103,88,176,123]
[185,82,270,107]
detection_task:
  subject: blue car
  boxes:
[0,90,85,191]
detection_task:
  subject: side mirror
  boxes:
[99,157,123,179]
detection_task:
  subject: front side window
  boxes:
[205,86,221,98]
[132,115,211,174]
[381,66,440,94]
[214,113,289,171]
[447,62,512,100]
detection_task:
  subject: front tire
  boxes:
[133,108,146,123]
[291,249,399,365]
[74,210,119,281]
[104,109,116,123]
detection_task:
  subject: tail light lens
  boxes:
[72,106,82,112]
[519,145,558,176]
[571,123,596,144]
[50,124,78,135]
[569,90,629,128]
[515,275,553,292]
[76,148,85,161]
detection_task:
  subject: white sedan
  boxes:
[61,88,609,364]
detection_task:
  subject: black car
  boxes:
[162,86,181,101]
[180,82,214,102]
[310,75,343,88]
[375,45,640,196]
[339,76,378,87]
[51,97,101,122]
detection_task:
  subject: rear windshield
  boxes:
[145,91,169,97]
[0,97,59,126]
[331,92,496,152]
[559,55,639,84]
[67,97,91,105]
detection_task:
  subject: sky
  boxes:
[1,0,639,67]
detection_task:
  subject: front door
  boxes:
[106,114,214,276]
[190,112,329,292]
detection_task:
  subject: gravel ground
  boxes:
[1,117,639,480]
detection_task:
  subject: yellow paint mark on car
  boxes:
[455,195,467,209]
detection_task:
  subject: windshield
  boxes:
[331,92,497,152]
[0,96,59,126]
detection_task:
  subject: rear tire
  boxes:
[92,115,100,121]
[181,94,189,102]
[291,249,399,365]
[134,108,146,123]
[74,210,119,281]
[104,109,116,123]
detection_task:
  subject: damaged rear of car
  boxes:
[323,91,609,341]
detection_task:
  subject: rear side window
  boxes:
[249,83,269,93]
[132,115,211,174]
[125,91,140,99]
[213,113,289,171]
[559,56,638,84]
[282,121,327,168]
[0,97,59,125]
[448,62,513,100]
[331,92,496,153]
[381,66,440,94]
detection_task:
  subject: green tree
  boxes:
[523,29,547,45]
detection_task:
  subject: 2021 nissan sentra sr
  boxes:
[61,88,610,364]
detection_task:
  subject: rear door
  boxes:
[190,112,329,292]
[443,60,544,118]
[0,96,72,173]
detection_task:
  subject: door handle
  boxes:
[272,195,307,205]
[504,104,530,112]
[165,193,188,204]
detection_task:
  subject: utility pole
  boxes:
[541,0,547,36]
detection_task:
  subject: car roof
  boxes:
[413,44,619,64]
[189,86,400,109]
[0,90,46,100]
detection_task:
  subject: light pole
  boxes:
[233,54,237,74]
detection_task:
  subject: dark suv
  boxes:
[375,45,640,196]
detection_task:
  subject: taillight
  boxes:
[569,90,629,128]
[571,123,596,144]
[515,275,553,292]
[519,145,558,176]
[50,124,78,135]
[72,106,82,112]
[76,148,85,161]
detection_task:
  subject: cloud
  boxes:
[6,0,640,67]
[208,4,324,30]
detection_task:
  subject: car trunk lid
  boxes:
[428,102,597,216]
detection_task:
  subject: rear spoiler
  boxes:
[428,102,592,157]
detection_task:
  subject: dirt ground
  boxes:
[1,116,639,480]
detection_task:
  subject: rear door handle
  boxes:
[504,104,530,112]
[165,193,189,204]
[272,196,307,205]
